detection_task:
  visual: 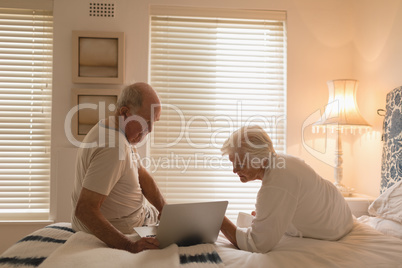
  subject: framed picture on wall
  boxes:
[71,88,121,141]
[72,31,125,84]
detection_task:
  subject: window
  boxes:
[149,6,286,221]
[0,7,53,220]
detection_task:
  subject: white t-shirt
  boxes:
[236,154,354,253]
[71,119,144,234]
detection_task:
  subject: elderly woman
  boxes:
[220,125,353,253]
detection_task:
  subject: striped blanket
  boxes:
[0,223,224,268]
[0,223,74,267]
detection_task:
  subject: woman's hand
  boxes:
[129,237,160,253]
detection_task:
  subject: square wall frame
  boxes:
[71,88,121,141]
[72,31,125,84]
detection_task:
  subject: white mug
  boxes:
[236,212,254,228]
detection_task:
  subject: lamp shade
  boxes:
[316,79,370,127]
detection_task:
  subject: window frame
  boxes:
[148,6,287,221]
[0,6,53,221]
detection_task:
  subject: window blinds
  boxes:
[0,8,53,220]
[149,7,287,221]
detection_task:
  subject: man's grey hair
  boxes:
[116,84,143,113]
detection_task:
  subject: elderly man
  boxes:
[220,125,353,253]
[71,82,166,253]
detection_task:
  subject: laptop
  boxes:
[134,201,228,248]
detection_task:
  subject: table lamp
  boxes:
[314,79,371,196]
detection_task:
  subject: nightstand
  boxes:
[344,194,376,218]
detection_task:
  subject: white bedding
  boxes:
[216,220,402,268]
[359,215,402,239]
[39,232,178,268]
[39,231,224,268]
[7,220,399,268]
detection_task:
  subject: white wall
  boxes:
[2,0,401,254]
[351,0,402,194]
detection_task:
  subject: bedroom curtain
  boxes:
[149,6,287,220]
[0,7,53,220]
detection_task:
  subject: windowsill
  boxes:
[0,220,54,225]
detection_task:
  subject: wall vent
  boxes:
[89,2,115,17]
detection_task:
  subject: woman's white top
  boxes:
[236,154,354,253]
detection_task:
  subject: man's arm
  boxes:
[138,165,166,212]
[75,187,159,253]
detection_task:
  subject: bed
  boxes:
[1,87,402,268]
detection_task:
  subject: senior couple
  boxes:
[71,82,353,254]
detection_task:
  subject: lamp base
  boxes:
[334,182,354,197]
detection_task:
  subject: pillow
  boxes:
[368,180,402,223]
[358,215,402,239]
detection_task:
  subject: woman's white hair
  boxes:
[116,83,143,113]
[221,125,276,161]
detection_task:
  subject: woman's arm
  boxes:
[220,216,238,248]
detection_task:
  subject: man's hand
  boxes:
[76,188,160,253]
[129,237,160,253]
